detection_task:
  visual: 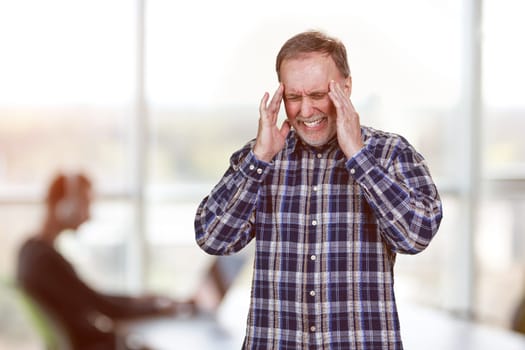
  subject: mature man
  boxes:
[195,30,443,349]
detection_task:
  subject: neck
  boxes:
[298,134,338,152]
[36,217,63,245]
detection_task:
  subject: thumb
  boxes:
[279,120,291,138]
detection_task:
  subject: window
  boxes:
[1,1,523,346]
[476,0,525,327]
[0,0,137,290]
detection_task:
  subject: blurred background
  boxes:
[0,0,524,348]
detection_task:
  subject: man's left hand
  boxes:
[328,80,364,159]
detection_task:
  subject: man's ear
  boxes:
[343,76,352,97]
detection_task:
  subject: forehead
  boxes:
[280,53,340,93]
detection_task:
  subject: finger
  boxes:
[332,81,349,106]
[259,92,270,119]
[328,81,344,110]
[329,80,354,115]
[267,84,284,121]
[269,83,283,105]
[279,119,291,138]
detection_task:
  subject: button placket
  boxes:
[306,149,323,340]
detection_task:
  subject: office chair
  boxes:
[12,281,72,350]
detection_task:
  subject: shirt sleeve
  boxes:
[194,142,271,255]
[346,135,443,254]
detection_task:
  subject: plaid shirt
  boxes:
[195,126,442,349]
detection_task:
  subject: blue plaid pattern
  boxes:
[195,126,442,349]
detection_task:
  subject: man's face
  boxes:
[280,52,351,147]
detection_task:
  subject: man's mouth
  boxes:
[301,117,326,129]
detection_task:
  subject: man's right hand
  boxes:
[253,83,291,163]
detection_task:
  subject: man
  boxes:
[17,172,186,350]
[195,30,443,349]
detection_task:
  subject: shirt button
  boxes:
[310,255,317,261]
[311,220,318,226]
[249,164,255,170]
[316,153,322,159]
[350,168,356,175]
[309,290,316,297]
[313,185,318,191]
[310,325,316,332]
[256,168,263,174]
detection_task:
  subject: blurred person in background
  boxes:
[16,172,188,350]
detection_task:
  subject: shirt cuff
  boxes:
[238,150,272,182]
[345,147,377,180]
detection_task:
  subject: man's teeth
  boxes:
[304,119,323,127]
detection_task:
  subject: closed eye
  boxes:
[285,92,328,102]
[284,95,302,102]
[309,92,328,100]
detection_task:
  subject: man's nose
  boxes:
[300,97,314,117]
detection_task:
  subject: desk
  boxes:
[119,312,242,350]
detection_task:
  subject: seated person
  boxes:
[16,172,190,350]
